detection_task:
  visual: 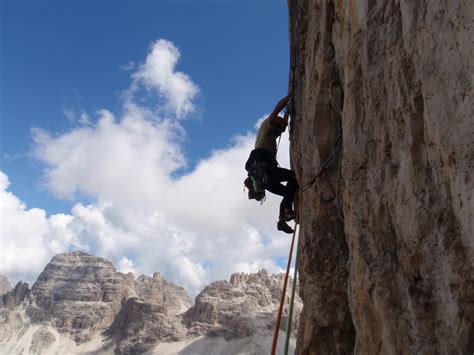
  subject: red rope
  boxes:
[271,214,299,355]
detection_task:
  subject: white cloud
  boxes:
[29,112,292,294]
[62,108,90,126]
[3,38,295,295]
[120,61,135,71]
[130,39,199,118]
[62,108,76,123]
[118,256,136,274]
[0,171,75,284]
[78,111,90,125]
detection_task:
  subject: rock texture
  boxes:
[0,253,298,354]
[184,269,302,340]
[29,326,56,355]
[104,273,193,353]
[135,272,192,314]
[29,252,136,342]
[1,282,30,310]
[105,297,188,354]
[0,275,11,296]
[288,0,474,353]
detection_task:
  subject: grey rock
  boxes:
[29,326,56,355]
[0,306,26,343]
[0,275,11,296]
[29,251,136,342]
[135,272,192,314]
[289,0,474,353]
[105,297,187,354]
[0,254,300,354]
[1,282,30,309]
[184,269,302,340]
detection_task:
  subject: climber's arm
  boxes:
[269,93,291,125]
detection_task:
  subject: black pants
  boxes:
[265,166,299,219]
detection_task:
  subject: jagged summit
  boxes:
[50,250,109,261]
[0,253,300,354]
[184,268,300,341]
[0,274,11,295]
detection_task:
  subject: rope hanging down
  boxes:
[284,229,300,354]
[329,80,345,222]
[270,204,300,355]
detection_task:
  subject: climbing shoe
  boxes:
[277,220,294,234]
[284,209,296,222]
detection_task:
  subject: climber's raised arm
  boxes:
[269,93,291,125]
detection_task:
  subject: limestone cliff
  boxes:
[288,0,474,353]
[184,269,302,340]
[0,275,11,296]
[0,252,300,354]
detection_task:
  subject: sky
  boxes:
[0,0,293,295]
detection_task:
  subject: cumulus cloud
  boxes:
[130,39,199,118]
[118,256,136,274]
[3,38,294,295]
[30,114,291,293]
[0,171,76,283]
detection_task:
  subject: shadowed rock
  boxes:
[1,282,30,309]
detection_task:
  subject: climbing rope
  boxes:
[300,81,343,192]
[270,204,300,355]
[329,80,345,222]
[284,224,300,354]
[329,80,342,116]
[300,132,341,192]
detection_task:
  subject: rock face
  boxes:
[1,282,30,309]
[288,0,474,354]
[106,297,188,354]
[0,275,11,296]
[29,251,136,342]
[135,272,192,314]
[184,269,302,340]
[29,327,56,355]
[105,273,193,353]
[0,253,298,354]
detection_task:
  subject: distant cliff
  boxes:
[288,0,473,353]
[0,252,301,354]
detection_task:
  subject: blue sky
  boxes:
[0,0,293,293]
[2,0,289,213]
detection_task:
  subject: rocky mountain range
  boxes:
[0,252,301,354]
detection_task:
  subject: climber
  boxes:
[245,93,299,234]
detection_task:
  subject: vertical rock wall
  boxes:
[288,0,474,353]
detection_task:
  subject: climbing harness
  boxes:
[244,176,266,203]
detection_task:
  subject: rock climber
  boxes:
[245,93,299,234]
